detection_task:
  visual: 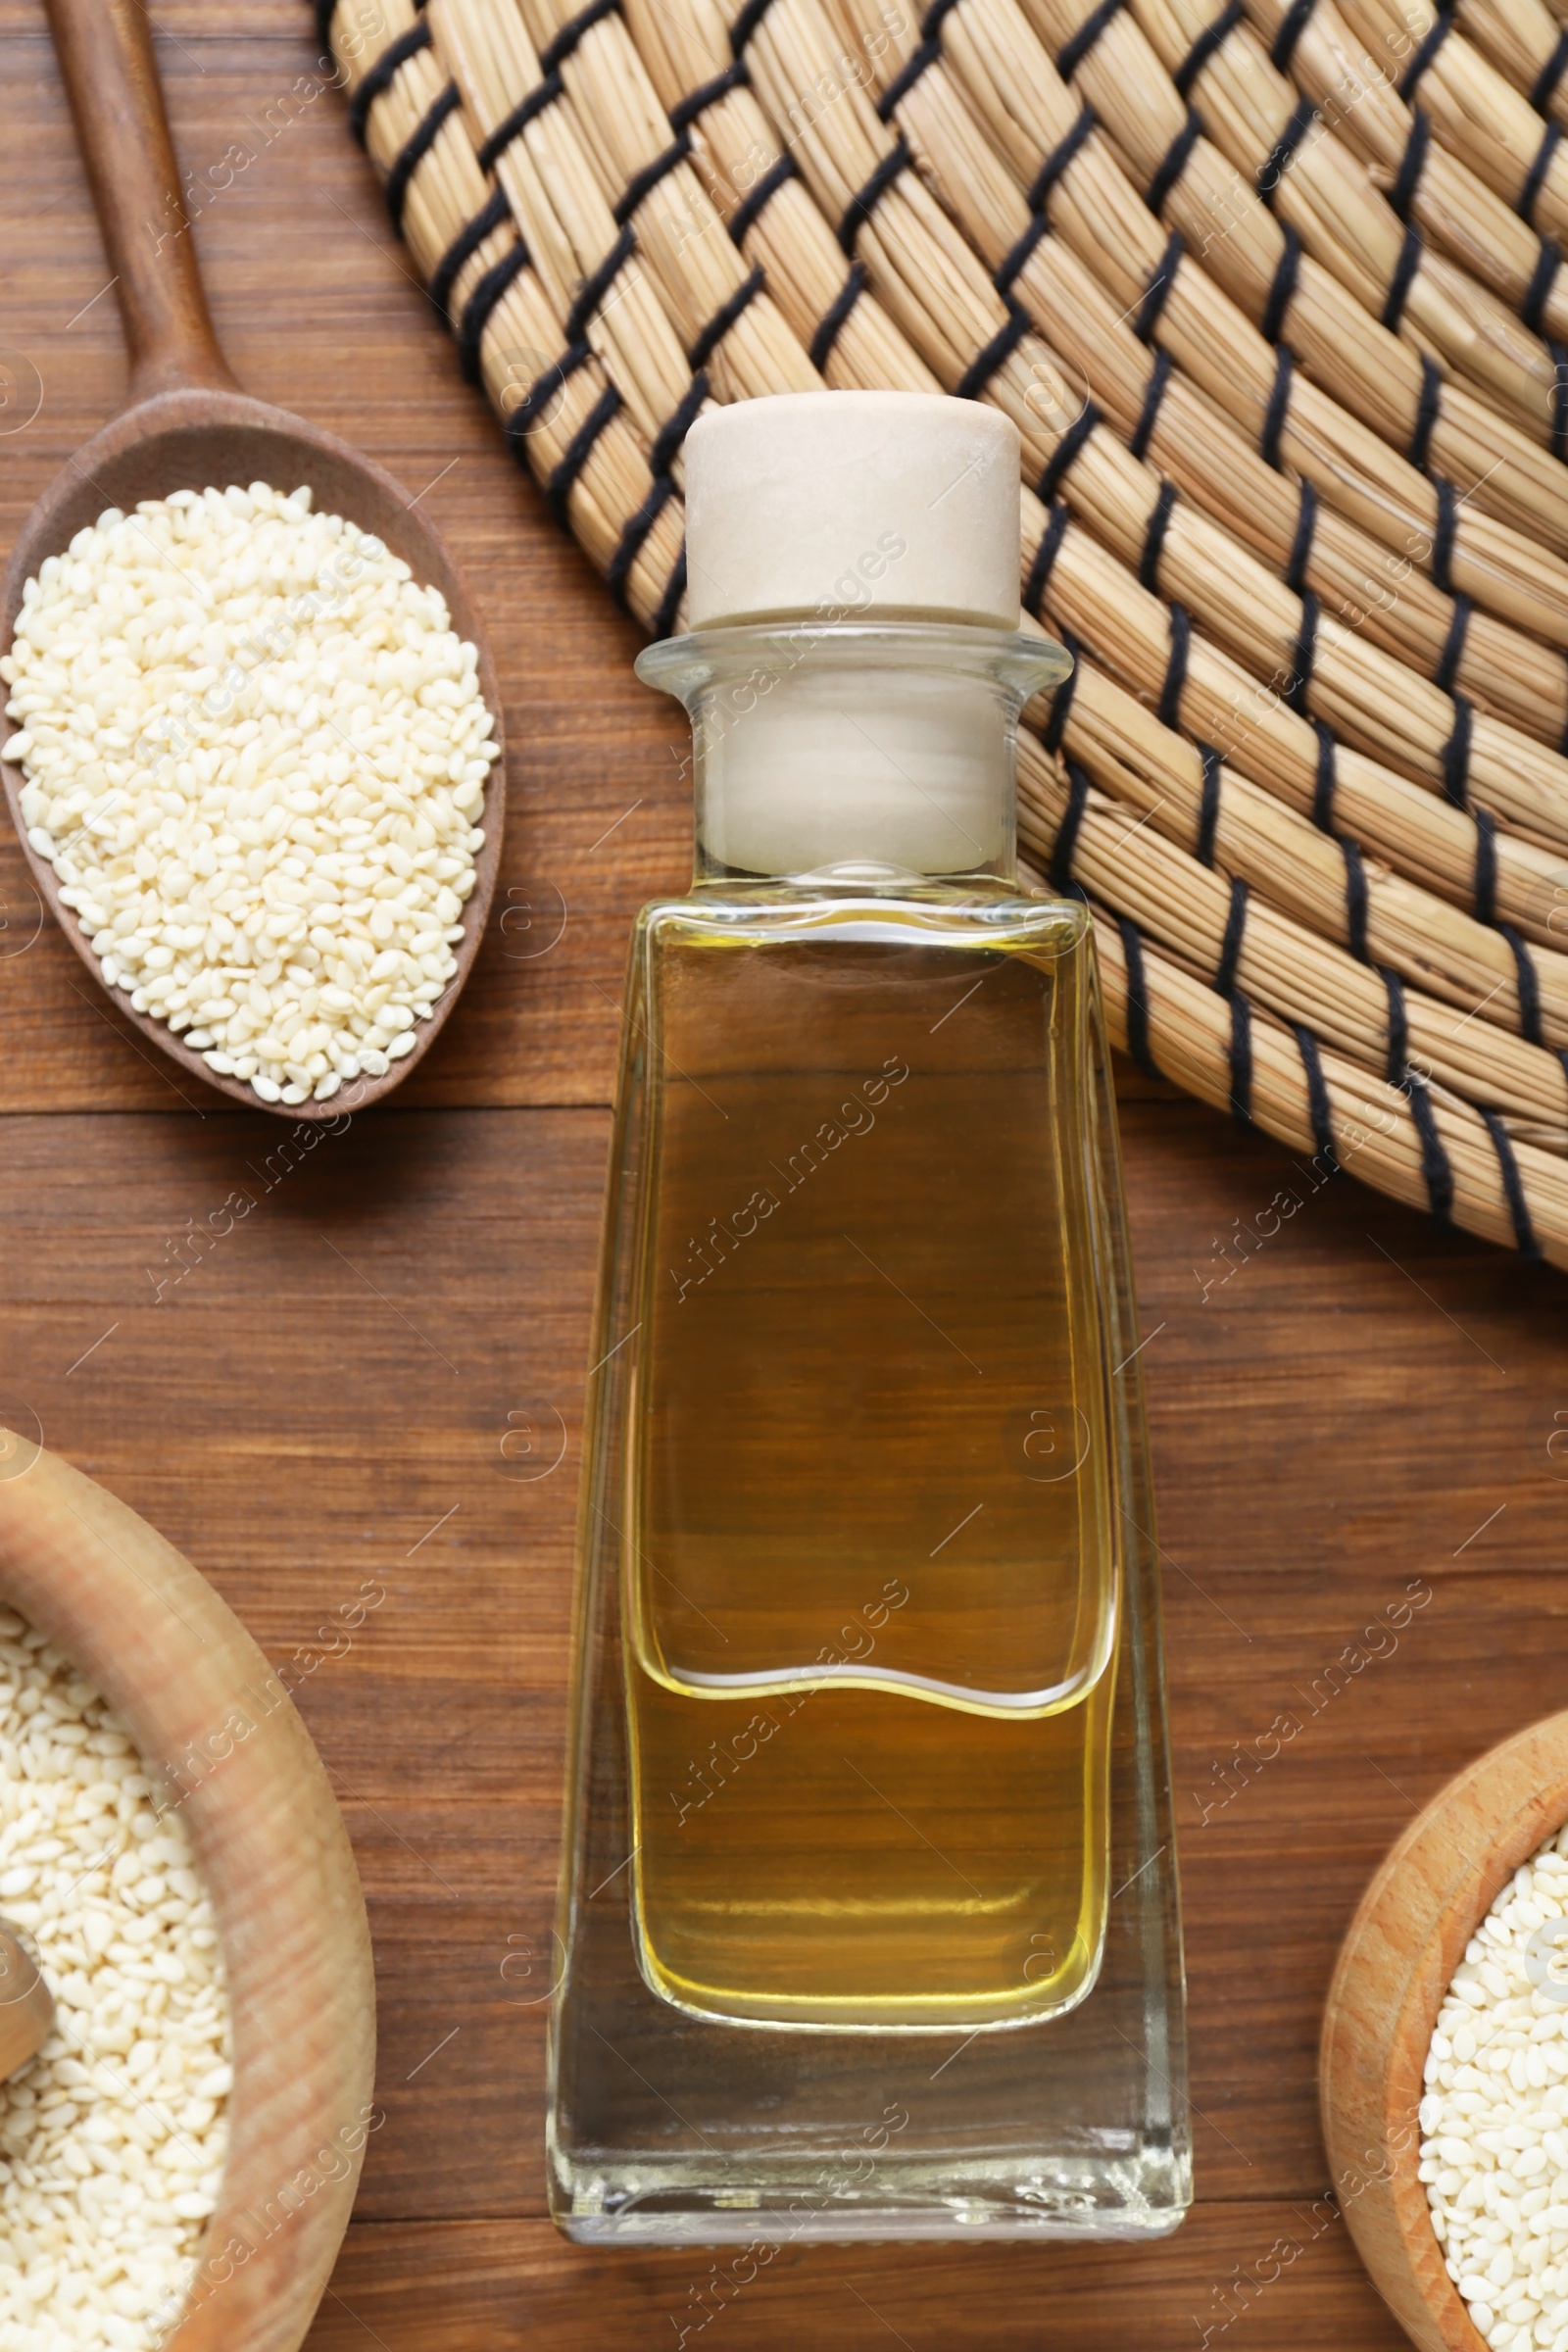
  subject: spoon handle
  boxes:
[44,0,239,405]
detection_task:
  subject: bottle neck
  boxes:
[636,622,1071,888]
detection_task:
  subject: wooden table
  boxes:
[3,7,1562,2340]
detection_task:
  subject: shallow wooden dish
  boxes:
[1320,1710,1568,2352]
[0,1429,375,2352]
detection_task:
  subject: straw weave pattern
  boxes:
[318,0,1568,1264]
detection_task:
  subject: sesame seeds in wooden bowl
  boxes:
[0,1432,375,2352]
[1321,1711,1568,2352]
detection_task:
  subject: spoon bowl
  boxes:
[0,0,505,1120]
[0,1921,55,2083]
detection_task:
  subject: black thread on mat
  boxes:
[1050,760,1093,893]
[609,384,703,598]
[877,41,940,114]
[477,79,563,172]
[1269,0,1316,74]
[1139,477,1178,594]
[348,18,431,142]
[1214,873,1250,999]
[1408,354,1443,473]
[1551,342,1568,464]
[429,187,511,322]
[1148,111,1202,218]
[1434,594,1471,695]
[1440,691,1472,808]
[1117,915,1161,1078]
[1026,102,1097,216]
[1293,1023,1340,1172]
[1479,1107,1542,1258]
[728,0,780,55]
[1381,965,1409,1085]
[564,226,637,345]
[729,153,798,245]
[1432,474,1458,594]
[1197,743,1222,865]
[1406,1071,1455,1226]
[1342,835,1370,962]
[1286,591,1319,717]
[607,476,677,609]
[1390,105,1430,219]
[1035,401,1101,505]
[1056,0,1125,81]
[956,303,1034,400]
[810,261,867,369]
[544,381,622,531]
[1041,630,1082,753]
[668,60,750,129]
[614,129,693,224]
[653,547,687,640]
[1533,27,1568,115]
[1257,95,1317,208]
[1159,604,1191,730]
[1518,119,1564,227]
[1134,230,1184,344]
[877,0,964,118]
[648,370,710,481]
[457,240,532,384]
[1024,504,1072,616]
[541,0,620,71]
[839,138,910,254]
[504,340,594,452]
[687,268,766,369]
[1523,239,1563,337]
[384,80,461,233]
[1130,349,1173,462]
[1227,991,1255,1128]
[1310,716,1337,831]
[1173,0,1243,97]
[1261,223,1301,344]
[1501,920,1545,1047]
[996,213,1052,301]
[1382,973,1454,1232]
[1472,803,1497,928]
[1381,220,1423,333]
[1286,478,1317,594]
[1260,342,1293,469]
[474,2,620,170]
[1397,4,1453,102]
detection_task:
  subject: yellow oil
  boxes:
[623,909,1119,2030]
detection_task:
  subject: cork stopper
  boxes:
[683,393,1021,629]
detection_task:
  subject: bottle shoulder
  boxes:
[631,881,1092,955]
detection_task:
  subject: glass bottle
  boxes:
[547,394,1189,2243]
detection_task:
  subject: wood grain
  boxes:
[2,3,1568,2345]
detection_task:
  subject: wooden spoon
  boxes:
[0,1923,54,2082]
[0,0,506,1121]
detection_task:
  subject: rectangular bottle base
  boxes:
[551,2152,1191,2246]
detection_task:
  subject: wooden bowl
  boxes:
[1320,1710,1568,2352]
[0,1430,375,2352]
